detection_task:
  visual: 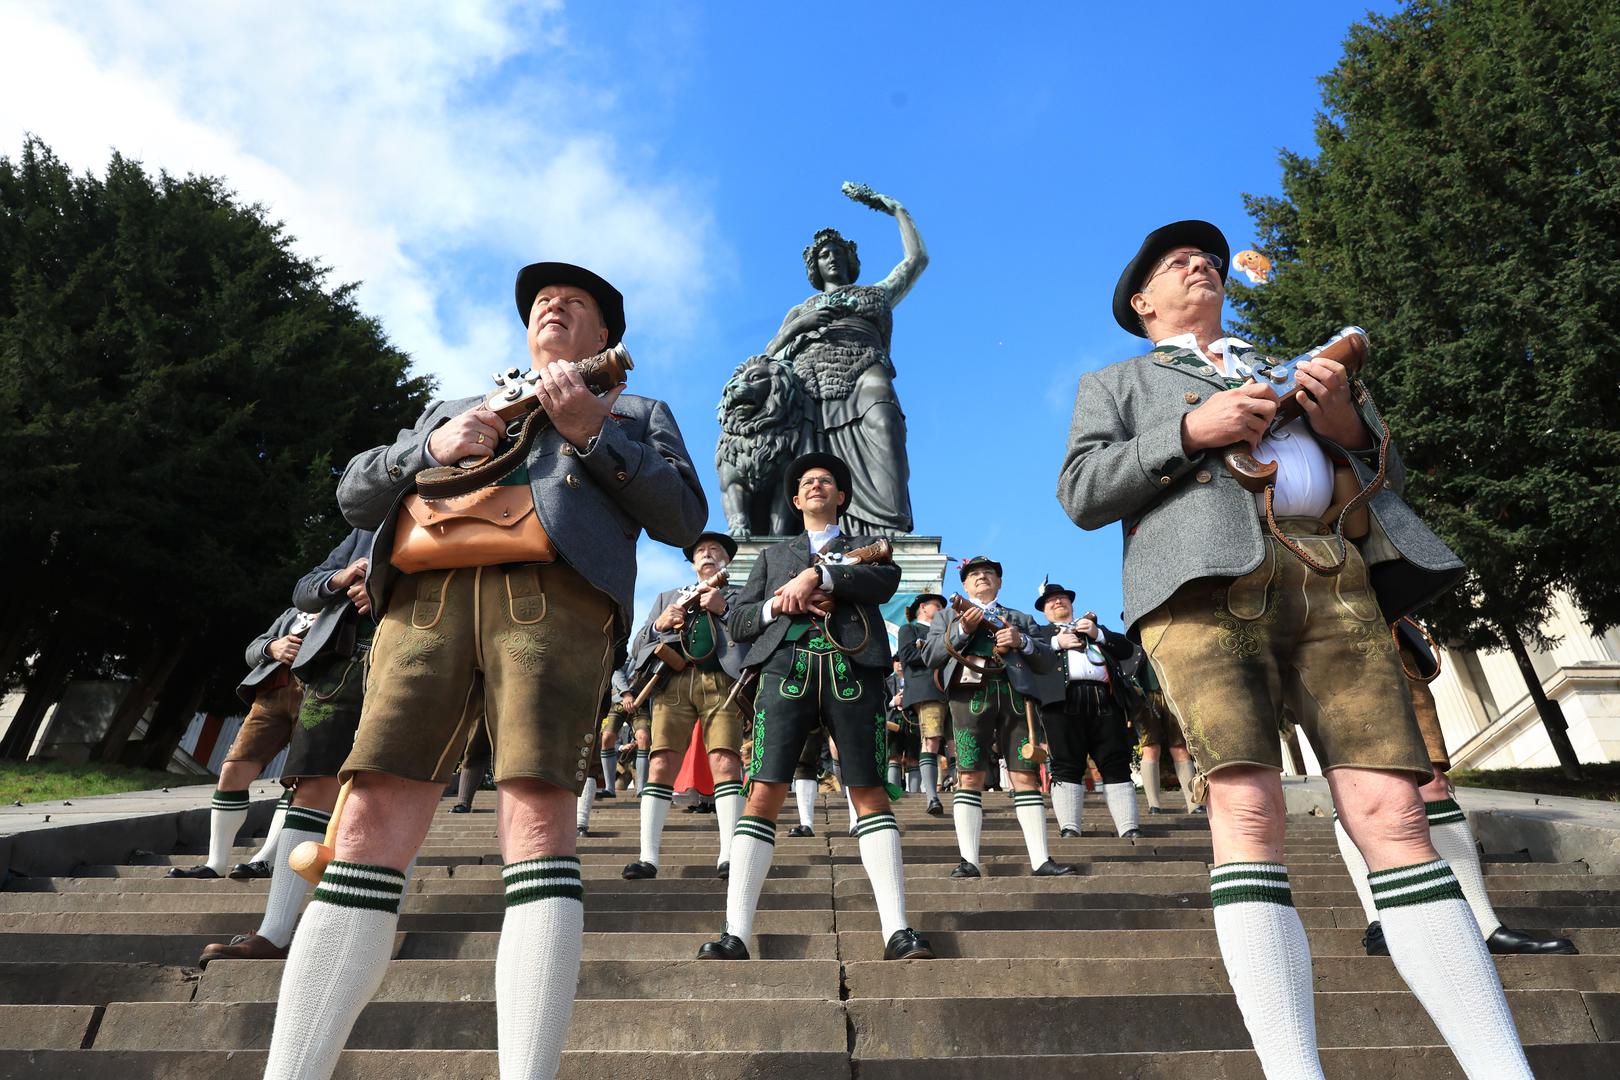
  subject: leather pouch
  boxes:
[391,485,556,573]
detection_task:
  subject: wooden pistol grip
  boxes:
[1222,444,1275,493]
[290,778,352,885]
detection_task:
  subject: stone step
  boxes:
[88,999,849,1052]
[844,991,1614,1056]
[0,909,834,934]
[0,1004,99,1049]
[194,958,841,1003]
[0,963,197,1004]
[14,1049,849,1079]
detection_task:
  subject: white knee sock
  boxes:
[1140,762,1163,809]
[1051,780,1084,833]
[713,781,744,867]
[793,779,818,827]
[248,790,293,864]
[599,751,618,791]
[1013,790,1051,869]
[1174,758,1199,811]
[1424,798,1501,936]
[262,861,406,1080]
[845,787,858,829]
[999,761,1011,789]
[638,783,673,866]
[1332,816,1379,924]
[906,767,920,793]
[1104,781,1140,836]
[575,778,596,830]
[497,856,585,1080]
[856,811,908,941]
[952,791,983,867]
[723,816,777,944]
[886,761,903,790]
[1209,863,1325,1080]
[256,806,330,948]
[919,754,939,801]
[205,789,250,874]
[1370,860,1532,1078]
[634,749,649,790]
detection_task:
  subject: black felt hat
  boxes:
[1111,220,1230,337]
[682,531,739,564]
[785,452,852,504]
[958,555,1003,582]
[1033,582,1077,611]
[906,593,947,622]
[514,261,626,347]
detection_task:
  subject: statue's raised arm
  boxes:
[843,181,928,306]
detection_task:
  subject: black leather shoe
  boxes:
[883,928,935,960]
[576,826,589,838]
[597,788,615,799]
[1147,806,1166,815]
[925,798,944,816]
[449,803,471,814]
[1059,828,1080,838]
[788,825,814,838]
[696,933,750,960]
[950,859,981,879]
[621,861,657,880]
[1362,920,1389,956]
[167,865,220,879]
[848,826,858,837]
[228,860,272,880]
[1487,925,1578,955]
[716,862,730,880]
[1191,805,1207,815]
[1032,859,1077,877]
[1120,828,1143,839]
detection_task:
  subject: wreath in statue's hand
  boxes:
[842,181,895,215]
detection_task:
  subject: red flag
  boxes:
[674,720,714,796]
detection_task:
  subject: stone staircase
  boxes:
[3,787,1618,1077]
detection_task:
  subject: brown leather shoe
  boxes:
[197,932,288,969]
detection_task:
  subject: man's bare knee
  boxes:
[709,749,742,781]
[218,760,260,790]
[497,778,578,862]
[293,776,340,810]
[334,772,442,871]
[1206,768,1286,861]
[646,749,680,784]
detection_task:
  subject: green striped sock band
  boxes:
[1424,798,1466,826]
[713,781,744,799]
[733,815,776,846]
[312,860,406,914]
[503,855,584,907]
[1209,862,1293,908]
[918,752,936,767]
[1368,859,1463,910]
[276,789,294,807]
[212,789,250,811]
[641,783,674,803]
[854,811,899,837]
[1013,791,1045,808]
[954,791,982,808]
[284,806,332,834]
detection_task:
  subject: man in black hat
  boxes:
[1029,582,1140,839]
[697,452,932,962]
[260,261,706,1080]
[924,556,1072,879]
[896,592,948,814]
[620,530,747,881]
[1056,221,1529,1077]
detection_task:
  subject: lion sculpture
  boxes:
[715,355,814,537]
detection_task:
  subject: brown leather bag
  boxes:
[390,485,556,574]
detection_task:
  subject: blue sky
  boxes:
[2,1,1399,631]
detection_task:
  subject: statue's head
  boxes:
[803,228,860,289]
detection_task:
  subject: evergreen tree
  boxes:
[0,137,433,762]
[1229,0,1620,775]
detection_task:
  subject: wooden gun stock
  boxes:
[1222,329,1368,493]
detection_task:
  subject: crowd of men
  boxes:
[164,227,1579,1079]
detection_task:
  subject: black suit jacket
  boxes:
[727,531,900,671]
[290,527,375,676]
[1029,621,1136,712]
[896,622,946,706]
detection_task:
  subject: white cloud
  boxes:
[0,1,714,390]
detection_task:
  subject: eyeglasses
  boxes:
[1145,250,1224,285]
[798,476,836,490]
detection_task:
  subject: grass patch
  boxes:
[0,761,198,805]
[1450,762,1620,802]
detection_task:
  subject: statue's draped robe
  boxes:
[779,283,913,535]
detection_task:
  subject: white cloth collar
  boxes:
[1154,332,1255,378]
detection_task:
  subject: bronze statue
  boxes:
[765,182,927,536]
[716,354,814,536]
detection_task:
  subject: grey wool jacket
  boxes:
[237,607,304,704]
[625,583,748,683]
[289,527,376,677]
[922,603,1055,700]
[1056,346,1465,634]
[337,392,707,629]
[896,622,946,706]
[726,532,901,672]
